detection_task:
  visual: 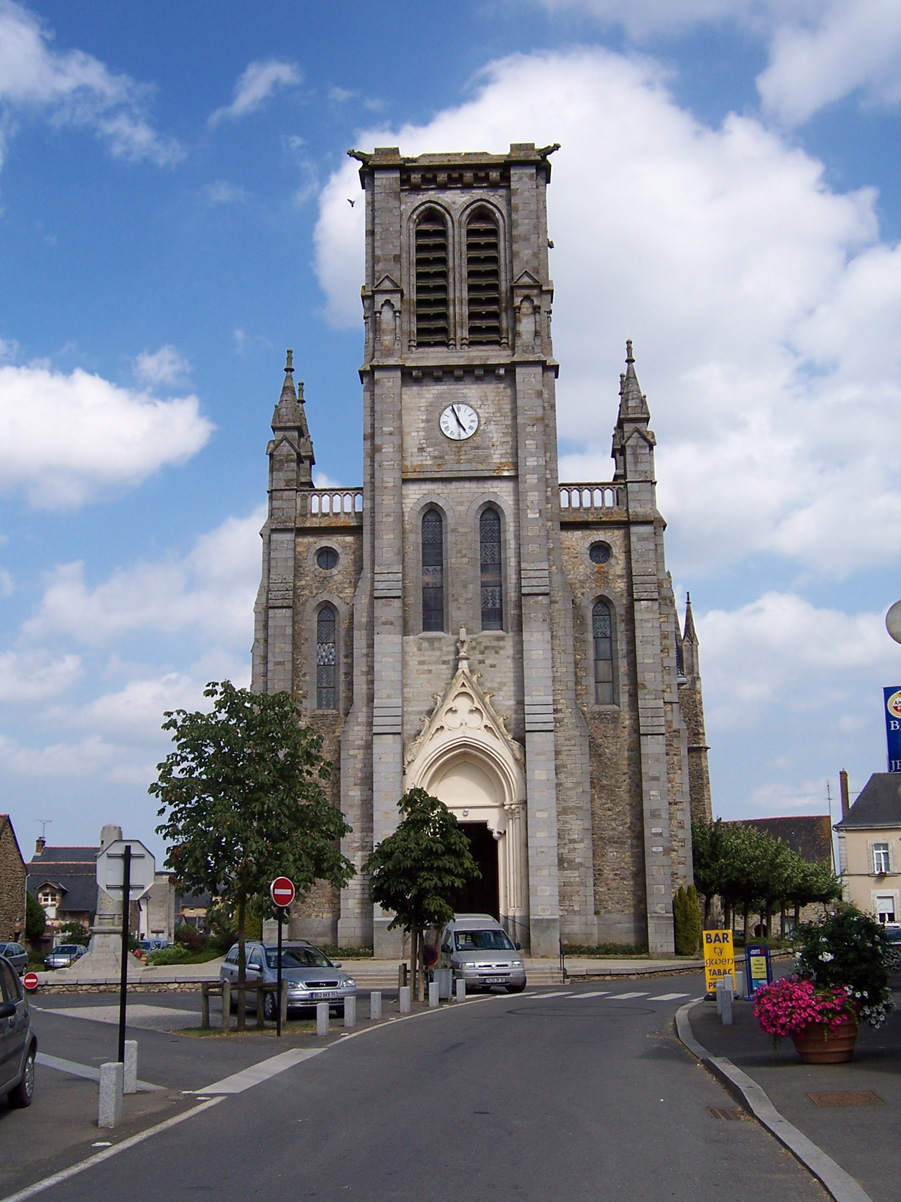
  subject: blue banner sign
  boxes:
[884,687,901,773]
[745,943,772,996]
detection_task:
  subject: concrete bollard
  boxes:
[721,986,734,1026]
[344,995,356,1029]
[734,967,746,1000]
[316,1002,329,1037]
[455,978,466,1002]
[399,985,411,1014]
[123,1040,138,1094]
[370,991,382,1021]
[428,982,439,1009]
[98,1062,123,1129]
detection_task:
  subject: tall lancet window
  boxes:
[316,603,338,710]
[466,207,501,345]
[479,508,503,630]
[422,508,444,632]
[592,600,614,704]
[415,210,449,347]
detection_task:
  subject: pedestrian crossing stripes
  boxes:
[518,988,691,1005]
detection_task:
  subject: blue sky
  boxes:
[3,0,901,858]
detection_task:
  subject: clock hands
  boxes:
[451,404,467,432]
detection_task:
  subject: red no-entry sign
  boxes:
[270,876,296,908]
[23,972,39,991]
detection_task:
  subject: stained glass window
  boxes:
[316,603,337,710]
[593,600,614,704]
[480,508,503,630]
[422,509,444,631]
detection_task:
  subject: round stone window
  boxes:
[588,542,611,565]
[316,546,339,570]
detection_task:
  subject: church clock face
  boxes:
[439,402,479,441]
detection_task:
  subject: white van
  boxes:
[438,914,526,993]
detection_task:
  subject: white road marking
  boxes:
[568,991,610,999]
[533,990,573,998]
[0,1098,223,1202]
[197,1047,326,1094]
[36,1052,162,1092]
[647,992,690,1002]
[608,991,649,1000]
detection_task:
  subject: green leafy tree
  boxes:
[673,884,702,955]
[152,681,354,1021]
[56,920,90,946]
[363,788,480,1000]
[25,892,46,942]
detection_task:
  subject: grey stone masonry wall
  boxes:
[0,816,26,942]
[251,144,710,957]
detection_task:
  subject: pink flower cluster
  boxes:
[754,977,856,1039]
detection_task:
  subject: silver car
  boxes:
[44,944,88,970]
[220,941,356,1019]
[439,914,527,993]
[0,954,36,1108]
[0,943,27,977]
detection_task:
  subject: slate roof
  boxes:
[725,816,833,863]
[26,845,99,917]
[834,773,901,829]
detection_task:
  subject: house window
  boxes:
[466,207,501,345]
[415,210,449,347]
[421,509,444,632]
[593,600,614,704]
[873,843,891,874]
[316,603,338,710]
[876,895,896,924]
[479,508,503,630]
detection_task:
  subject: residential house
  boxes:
[834,773,901,923]
[26,838,99,940]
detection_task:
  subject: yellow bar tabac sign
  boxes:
[703,929,735,992]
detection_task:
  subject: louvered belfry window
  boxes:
[467,208,501,345]
[415,211,449,346]
[593,600,614,704]
[422,508,444,632]
[480,508,503,630]
[316,603,338,710]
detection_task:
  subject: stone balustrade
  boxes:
[558,482,623,513]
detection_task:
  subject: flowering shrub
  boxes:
[793,906,893,1029]
[754,977,856,1039]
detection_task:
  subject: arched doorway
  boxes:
[451,822,500,917]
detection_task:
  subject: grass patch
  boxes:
[147,947,224,966]
[178,1020,317,1038]
[319,945,374,959]
[562,942,650,957]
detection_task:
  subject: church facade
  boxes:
[252,144,711,956]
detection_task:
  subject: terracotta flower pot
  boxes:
[791,1014,858,1064]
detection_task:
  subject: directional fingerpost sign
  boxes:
[270,877,296,908]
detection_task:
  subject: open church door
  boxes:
[450,822,500,918]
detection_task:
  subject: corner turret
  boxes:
[267,350,315,515]
[611,341,656,495]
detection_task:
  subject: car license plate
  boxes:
[483,977,505,984]
[309,991,339,1000]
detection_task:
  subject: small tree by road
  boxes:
[151,681,353,1021]
[363,788,480,1000]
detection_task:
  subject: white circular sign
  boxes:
[887,600,901,645]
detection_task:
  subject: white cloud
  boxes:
[757,1,901,125]
[0,0,183,166]
[316,48,901,577]
[533,1,901,124]
[23,507,264,648]
[209,58,302,125]
[0,364,212,508]
[134,345,192,387]
[203,179,248,204]
[0,649,81,701]
[0,338,19,362]
[698,592,887,728]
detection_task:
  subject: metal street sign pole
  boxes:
[117,844,132,1063]
[276,906,284,1038]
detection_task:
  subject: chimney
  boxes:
[839,770,850,819]
[34,836,45,855]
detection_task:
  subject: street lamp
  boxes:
[886,600,901,645]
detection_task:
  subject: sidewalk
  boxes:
[680,995,901,1202]
[34,953,704,991]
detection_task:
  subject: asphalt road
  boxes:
[2,978,830,1202]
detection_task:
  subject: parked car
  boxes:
[220,941,356,1019]
[0,943,27,976]
[138,938,171,953]
[0,954,36,1108]
[44,944,88,970]
[438,914,526,993]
